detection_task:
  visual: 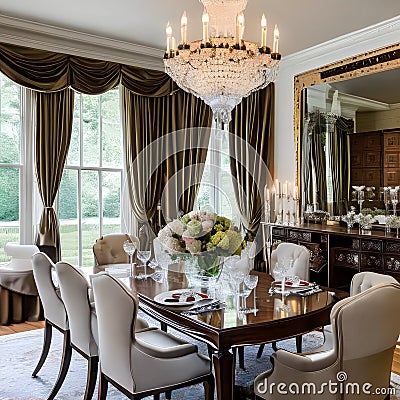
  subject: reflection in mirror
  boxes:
[301,65,400,217]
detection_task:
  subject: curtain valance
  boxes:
[0,42,174,96]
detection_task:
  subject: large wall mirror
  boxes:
[294,42,400,216]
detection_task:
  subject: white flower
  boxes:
[202,220,214,233]
[167,219,184,236]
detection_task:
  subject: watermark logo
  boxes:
[256,371,397,396]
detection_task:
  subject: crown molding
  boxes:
[279,15,400,74]
[0,14,165,71]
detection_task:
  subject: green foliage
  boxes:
[0,168,19,221]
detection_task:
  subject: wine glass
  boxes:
[274,257,294,293]
[243,274,259,314]
[123,240,136,277]
[136,250,152,279]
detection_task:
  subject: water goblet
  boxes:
[243,274,259,314]
[136,250,152,279]
[123,240,136,277]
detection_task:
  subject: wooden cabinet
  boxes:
[350,129,400,188]
[265,223,400,291]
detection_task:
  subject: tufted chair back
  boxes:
[93,233,139,266]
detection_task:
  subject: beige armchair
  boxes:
[320,271,399,352]
[254,282,400,400]
[91,272,214,400]
[31,252,70,400]
[93,233,139,266]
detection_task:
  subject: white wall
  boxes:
[274,16,400,184]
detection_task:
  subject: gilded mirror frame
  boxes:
[294,42,400,187]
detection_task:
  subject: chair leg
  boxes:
[256,343,265,358]
[237,346,245,370]
[165,390,172,399]
[203,374,215,400]
[32,320,52,377]
[47,330,72,400]
[153,395,160,400]
[272,341,278,352]
[83,356,98,400]
[98,372,108,400]
[296,335,303,353]
[161,322,167,332]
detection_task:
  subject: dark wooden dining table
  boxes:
[90,266,346,400]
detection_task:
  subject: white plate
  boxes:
[271,280,314,293]
[153,289,209,307]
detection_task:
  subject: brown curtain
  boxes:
[0,42,175,96]
[229,85,275,243]
[121,88,212,246]
[34,89,74,262]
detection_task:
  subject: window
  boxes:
[58,89,123,266]
[0,74,23,261]
[195,130,240,224]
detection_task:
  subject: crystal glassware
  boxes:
[123,240,136,277]
[136,250,152,279]
[341,212,355,233]
[243,274,259,314]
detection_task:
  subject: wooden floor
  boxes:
[1,321,399,375]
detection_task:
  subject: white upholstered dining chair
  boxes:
[256,242,310,359]
[55,261,99,400]
[31,252,71,400]
[91,272,214,400]
[254,282,400,400]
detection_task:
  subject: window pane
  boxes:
[0,167,20,262]
[0,75,21,164]
[81,170,99,266]
[82,96,100,167]
[101,90,123,168]
[59,169,78,265]
[67,96,81,166]
[102,171,121,234]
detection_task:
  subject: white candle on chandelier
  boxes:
[171,37,176,52]
[202,9,209,44]
[261,14,267,47]
[166,22,172,52]
[273,24,279,53]
[181,11,187,45]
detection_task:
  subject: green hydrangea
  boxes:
[210,231,225,246]
[181,214,190,224]
[187,219,202,237]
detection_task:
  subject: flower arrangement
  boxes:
[157,211,245,276]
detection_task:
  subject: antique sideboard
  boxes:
[262,222,400,290]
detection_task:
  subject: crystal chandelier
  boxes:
[164,0,281,127]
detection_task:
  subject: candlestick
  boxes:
[166,22,172,52]
[202,10,209,44]
[238,12,245,41]
[171,37,176,52]
[181,11,187,45]
[272,24,279,53]
[261,14,267,47]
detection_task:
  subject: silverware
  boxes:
[182,300,225,315]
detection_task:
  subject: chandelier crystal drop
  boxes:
[164,0,281,126]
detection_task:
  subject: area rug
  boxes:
[0,318,399,399]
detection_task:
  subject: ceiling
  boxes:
[0,0,400,56]
[330,68,400,105]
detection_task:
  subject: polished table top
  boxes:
[87,265,346,400]
[90,265,345,346]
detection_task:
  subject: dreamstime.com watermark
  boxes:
[256,371,397,396]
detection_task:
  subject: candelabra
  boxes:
[390,187,399,216]
[352,186,365,213]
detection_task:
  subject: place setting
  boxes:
[153,289,225,313]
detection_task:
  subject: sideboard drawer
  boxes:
[361,239,382,252]
[360,253,383,271]
[333,249,359,269]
